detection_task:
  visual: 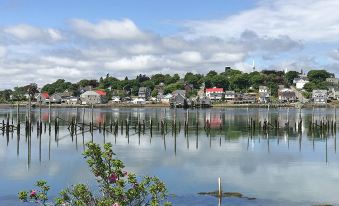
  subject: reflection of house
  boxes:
[224,91,235,101]
[278,88,297,102]
[293,77,309,89]
[80,90,107,105]
[138,87,151,100]
[312,90,327,104]
[258,86,270,103]
[205,87,224,101]
[36,92,50,104]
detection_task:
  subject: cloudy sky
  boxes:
[0,0,339,89]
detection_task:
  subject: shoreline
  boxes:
[0,102,336,109]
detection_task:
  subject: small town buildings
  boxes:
[293,77,309,89]
[205,87,224,101]
[66,97,80,105]
[224,91,235,102]
[258,86,270,103]
[155,83,165,95]
[79,86,93,94]
[80,90,107,105]
[170,93,187,108]
[278,88,297,102]
[172,90,186,97]
[158,93,173,104]
[36,92,50,104]
[329,87,339,100]
[50,93,62,104]
[138,87,151,100]
[132,98,146,105]
[111,96,121,103]
[326,78,339,85]
[233,93,256,104]
[312,90,328,104]
[197,96,211,108]
[184,83,194,94]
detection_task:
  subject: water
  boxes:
[0,107,339,205]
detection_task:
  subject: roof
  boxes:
[95,90,107,96]
[41,92,49,99]
[206,88,224,92]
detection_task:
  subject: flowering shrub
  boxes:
[19,142,171,206]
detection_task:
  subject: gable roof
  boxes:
[95,90,107,96]
[41,92,49,99]
[206,88,223,92]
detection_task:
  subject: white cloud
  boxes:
[0,46,6,57]
[4,24,62,41]
[183,0,339,42]
[69,19,148,40]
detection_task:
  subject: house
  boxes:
[155,83,165,95]
[170,93,187,108]
[66,97,80,105]
[138,87,151,100]
[293,77,309,89]
[326,78,339,85]
[278,88,297,102]
[234,93,256,104]
[184,83,194,94]
[50,93,62,104]
[205,87,224,101]
[197,96,211,108]
[224,91,235,102]
[258,86,270,103]
[132,98,146,105]
[80,90,107,105]
[329,87,339,100]
[79,86,93,94]
[312,90,328,104]
[111,96,121,103]
[158,93,173,104]
[36,92,50,104]
[172,90,186,97]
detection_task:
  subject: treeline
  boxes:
[0,68,334,103]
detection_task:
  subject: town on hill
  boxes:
[0,67,337,107]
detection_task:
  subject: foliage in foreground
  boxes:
[18,142,171,206]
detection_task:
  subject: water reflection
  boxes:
[0,107,339,205]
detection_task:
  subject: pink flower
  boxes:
[30,190,37,197]
[112,203,120,206]
[109,173,118,183]
[123,171,128,176]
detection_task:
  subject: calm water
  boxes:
[1,107,339,205]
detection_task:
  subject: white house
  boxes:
[312,90,328,104]
[258,86,270,103]
[224,91,235,101]
[205,87,224,101]
[132,98,146,105]
[293,77,309,89]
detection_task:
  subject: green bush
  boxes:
[19,142,171,206]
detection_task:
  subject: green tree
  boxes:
[307,70,333,83]
[285,71,300,85]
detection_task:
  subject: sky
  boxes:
[0,0,339,88]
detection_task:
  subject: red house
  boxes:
[205,87,224,101]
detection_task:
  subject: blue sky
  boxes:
[0,0,338,88]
